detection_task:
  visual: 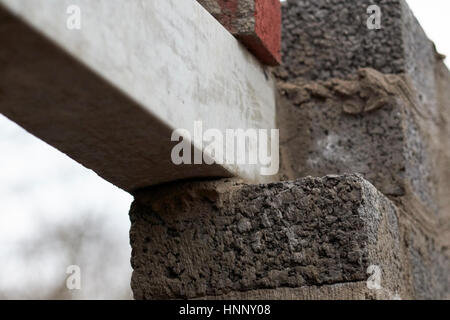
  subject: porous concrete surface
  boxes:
[277,68,436,213]
[276,0,437,109]
[130,174,407,299]
[274,3,450,298]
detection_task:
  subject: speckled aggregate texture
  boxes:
[276,0,450,225]
[277,70,436,214]
[277,0,401,80]
[271,0,450,300]
[130,175,406,299]
[275,0,437,109]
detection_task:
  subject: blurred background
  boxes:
[0,0,449,299]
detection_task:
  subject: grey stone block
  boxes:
[130,174,405,299]
[277,69,437,214]
[276,0,437,107]
[275,0,450,246]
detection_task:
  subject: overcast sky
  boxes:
[407,0,450,67]
[0,0,448,298]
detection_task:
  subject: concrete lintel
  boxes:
[0,0,277,192]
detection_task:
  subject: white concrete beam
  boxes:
[0,0,276,192]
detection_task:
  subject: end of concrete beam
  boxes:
[197,0,282,66]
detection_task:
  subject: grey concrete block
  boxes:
[277,69,437,214]
[275,0,450,257]
[0,0,277,192]
[129,174,406,299]
[276,0,437,107]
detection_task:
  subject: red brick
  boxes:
[197,0,281,66]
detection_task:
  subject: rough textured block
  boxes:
[277,69,438,214]
[268,0,450,300]
[275,0,450,256]
[276,0,437,108]
[130,175,407,299]
[197,0,281,65]
[0,0,277,192]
